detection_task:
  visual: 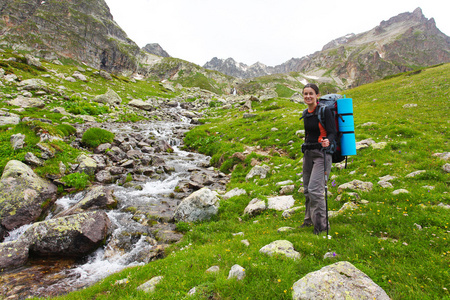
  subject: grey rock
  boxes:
[337,180,373,193]
[93,88,122,106]
[7,95,45,108]
[129,99,154,111]
[76,154,97,176]
[222,188,247,200]
[137,276,164,293]
[227,264,246,281]
[267,195,295,211]
[56,186,116,217]
[292,261,389,300]
[173,187,220,222]
[243,198,266,216]
[21,211,111,257]
[0,240,29,270]
[0,160,57,232]
[10,133,26,150]
[24,152,45,166]
[245,164,270,181]
[259,240,301,260]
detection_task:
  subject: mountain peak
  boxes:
[142,43,170,57]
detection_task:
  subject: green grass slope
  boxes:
[47,64,450,299]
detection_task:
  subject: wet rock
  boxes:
[150,223,183,244]
[0,160,57,234]
[56,186,117,217]
[0,240,29,270]
[292,261,389,300]
[190,171,214,187]
[173,187,220,222]
[21,211,111,257]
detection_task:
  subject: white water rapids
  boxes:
[2,106,216,298]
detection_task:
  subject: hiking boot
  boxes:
[299,222,313,228]
[313,227,324,235]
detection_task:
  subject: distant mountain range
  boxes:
[1,1,448,89]
[203,8,450,88]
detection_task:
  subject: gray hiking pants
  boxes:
[302,149,332,232]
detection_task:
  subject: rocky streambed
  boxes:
[0,106,229,299]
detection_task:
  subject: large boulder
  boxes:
[17,78,47,90]
[292,261,390,300]
[173,187,219,222]
[0,160,57,236]
[20,211,111,257]
[6,95,45,108]
[93,88,122,106]
[128,99,154,111]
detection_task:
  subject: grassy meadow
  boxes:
[43,64,450,300]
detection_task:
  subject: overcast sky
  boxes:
[104,0,450,67]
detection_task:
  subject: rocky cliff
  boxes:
[0,0,143,74]
[205,8,450,88]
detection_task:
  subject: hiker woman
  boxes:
[300,83,336,235]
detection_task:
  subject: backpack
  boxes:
[300,93,347,166]
[317,94,347,165]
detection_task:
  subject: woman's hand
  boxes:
[321,138,330,148]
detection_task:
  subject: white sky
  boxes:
[104,0,450,67]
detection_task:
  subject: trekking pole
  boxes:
[323,148,329,238]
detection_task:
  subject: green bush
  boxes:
[55,124,77,137]
[81,127,115,148]
[60,172,90,190]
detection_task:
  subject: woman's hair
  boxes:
[303,83,319,95]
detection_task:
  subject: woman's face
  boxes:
[303,87,319,106]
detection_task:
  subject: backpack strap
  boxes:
[299,108,308,121]
[317,104,326,128]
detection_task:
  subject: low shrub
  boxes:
[60,172,90,190]
[81,127,115,148]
